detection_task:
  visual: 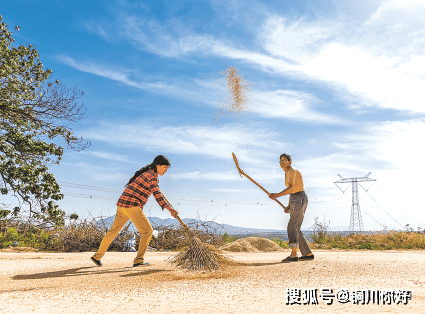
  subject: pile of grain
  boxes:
[220,237,285,253]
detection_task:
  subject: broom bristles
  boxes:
[168,236,232,271]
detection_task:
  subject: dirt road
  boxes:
[1,250,424,313]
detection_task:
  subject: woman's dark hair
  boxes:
[125,155,171,187]
[280,153,292,162]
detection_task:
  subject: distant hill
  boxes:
[97,215,288,236]
[96,216,375,243]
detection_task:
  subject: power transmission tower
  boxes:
[334,172,376,232]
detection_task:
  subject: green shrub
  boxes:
[222,232,237,243]
[6,227,20,242]
[272,238,289,249]
[0,233,8,248]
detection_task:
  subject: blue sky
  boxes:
[3,0,425,231]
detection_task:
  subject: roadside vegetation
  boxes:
[0,215,226,252]
[1,213,424,252]
[309,217,425,250]
[218,217,425,251]
[0,216,127,252]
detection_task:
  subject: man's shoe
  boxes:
[133,261,149,267]
[281,256,298,263]
[299,255,315,261]
[91,256,102,267]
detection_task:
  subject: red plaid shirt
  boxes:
[117,169,171,210]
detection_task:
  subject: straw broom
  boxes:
[162,194,223,271]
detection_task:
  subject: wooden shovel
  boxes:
[232,152,288,211]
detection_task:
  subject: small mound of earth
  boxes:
[220,237,285,253]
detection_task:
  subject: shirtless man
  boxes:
[269,153,314,262]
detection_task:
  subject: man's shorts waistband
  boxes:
[290,191,306,196]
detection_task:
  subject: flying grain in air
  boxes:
[214,66,252,123]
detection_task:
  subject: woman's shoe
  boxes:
[133,261,149,267]
[90,256,102,267]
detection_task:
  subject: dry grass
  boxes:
[0,215,227,255]
[149,218,225,252]
[310,230,425,250]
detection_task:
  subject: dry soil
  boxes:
[1,249,424,313]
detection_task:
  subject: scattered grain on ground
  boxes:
[1,250,424,313]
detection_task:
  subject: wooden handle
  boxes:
[232,152,287,210]
[174,213,186,228]
[161,193,191,239]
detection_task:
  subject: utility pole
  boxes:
[334,172,376,232]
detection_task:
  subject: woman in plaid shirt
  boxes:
[91,155,178,267]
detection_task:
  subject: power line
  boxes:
[62,189,349,207]
[58,181,122,193]
[167,195,348,204]
[60,181,400,231]
[359,207,386,229]
[63,192,117,201]
[309,196,349,203]
[59,180,351,204]
[364,191,404,229]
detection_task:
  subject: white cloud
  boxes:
[120,4,425,114]
[168,167,287,184]
[259,16,336,63]
[56,54,165,90]
[303,44,425,112]
[59,54,340,123]
[353,119,425,227]
[363,118,425,166]
[251,89,344,124]
[116,14,298,72]
[299,118,425,228]
[60,48,344,125]
[81,3,425,116]
[119,15,218,58]
[70,162,129,183]
[302,118,425,181]
[83,20,110,40]
[57,55,209,102]
[84,121,287,164]
[169,171,236,181]
[82,151,133,163]
[120,16,177,57]
[374,0,425,15]
[258,3,425,114]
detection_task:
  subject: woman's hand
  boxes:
[168,208,178,218]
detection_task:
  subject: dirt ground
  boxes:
[1,249,424,313]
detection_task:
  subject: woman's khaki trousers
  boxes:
[93,206,153,264]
